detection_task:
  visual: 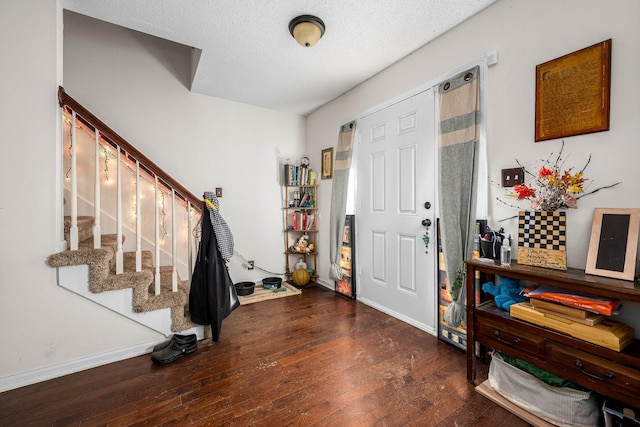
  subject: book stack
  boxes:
[509,285,634,352]
[288,188,315,208]
[284,164,314,186]
[290,211,315,231]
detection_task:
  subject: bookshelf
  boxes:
[283,164,318,283]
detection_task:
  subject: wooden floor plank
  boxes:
[0,286,528,426]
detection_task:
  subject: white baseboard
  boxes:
[0,339,162,393]
[316,277,334,290]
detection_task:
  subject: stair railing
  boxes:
[58,87,201,293]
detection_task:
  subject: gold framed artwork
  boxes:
[586,208,640,281]
[321,147,333,179]
[535,39,611,142]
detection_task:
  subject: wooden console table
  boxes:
[465,259,640,408]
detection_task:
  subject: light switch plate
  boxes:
[215,187,223,197]
[501,168,524,187]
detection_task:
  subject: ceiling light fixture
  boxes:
[289,15,325,48]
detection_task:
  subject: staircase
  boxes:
[49,216,200,336]
[49,88,205,339]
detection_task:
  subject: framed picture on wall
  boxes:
[321,147,333,179]
[586,208,640,281]
[535,39,611,141]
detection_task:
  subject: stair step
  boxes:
[148,267,189,294]
[117,250,154,273]
[80,233,122,249]
[114,251,188,295]
[64,216,94,244]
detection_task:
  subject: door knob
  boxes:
[422,218,431,227]
[424,202,431,209]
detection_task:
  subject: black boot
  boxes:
[151,338,197,365]
[152,334,197,352]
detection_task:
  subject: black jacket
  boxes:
[189,202,239,341]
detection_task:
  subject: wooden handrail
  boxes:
[58,86,202,212]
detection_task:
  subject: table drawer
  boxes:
[547,342,640,403]
[476,316,546,357]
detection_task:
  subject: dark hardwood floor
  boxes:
[0,286,529,426]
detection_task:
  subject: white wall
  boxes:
[308,0,640,284]
[0,3,306,387]
[0,0,165,385]
[63,11,307,282]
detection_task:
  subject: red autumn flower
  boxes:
[513,184,536,200]
[538,167,553,179]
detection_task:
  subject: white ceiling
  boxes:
[60,0,496,116]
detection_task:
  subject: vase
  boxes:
[517,210,567,270]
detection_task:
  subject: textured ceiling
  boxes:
[60,0,496,116]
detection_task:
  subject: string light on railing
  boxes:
[101,145,111,182]
[159,191,168,242]
[65,124,73,179]
[130,181,138,227]
[183,208,191,248]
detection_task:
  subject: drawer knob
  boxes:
[494,330,520,345]
[574,360,616,381]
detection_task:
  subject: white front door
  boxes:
[356,88,437,333]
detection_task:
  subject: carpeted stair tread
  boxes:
[148,266,186,293]
[79,233,120,250]
[117,250,153,273]
[48,247,114,285]
[64,216,94,244]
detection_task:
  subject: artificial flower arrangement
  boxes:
[502,141,620,211]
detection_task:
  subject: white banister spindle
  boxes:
[187,201,193,282]
[154,176,161,295]
[115,147,123,274]
[69,111,79,251]
[171,190,178,292]
[135,160,142,272]
[93,131,102,249]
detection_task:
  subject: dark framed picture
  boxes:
[321,147,333,179]
[335,215,355,299]
[586,208,640,281]
[535,39,611,142]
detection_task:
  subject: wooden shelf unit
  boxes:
[465,259,640,409]
[283,184,318,281]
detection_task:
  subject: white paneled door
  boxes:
[357,89,437,333]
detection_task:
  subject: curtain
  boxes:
[438,66,480,327]
[329,121,356,280]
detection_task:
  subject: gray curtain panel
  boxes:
[438,67,480,327]
[329,121,356,280]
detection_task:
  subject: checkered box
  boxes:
[517,210,567,270]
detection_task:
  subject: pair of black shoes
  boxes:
[151,334,197,364]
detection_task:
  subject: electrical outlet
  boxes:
[215,187,223,197]
[248,260,254,270]
[501,167,525,188]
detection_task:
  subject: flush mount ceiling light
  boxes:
[289,15,325,47]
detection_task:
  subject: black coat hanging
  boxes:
[189,201,239,341]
